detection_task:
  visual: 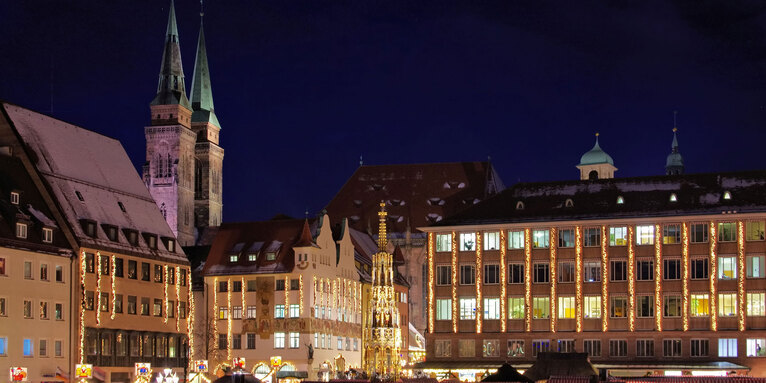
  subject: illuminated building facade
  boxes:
[419,136,766,378]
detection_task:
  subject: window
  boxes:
[611,296,627,318]
[289,304,299,318]
[42,227,53,243]
[290,279,299,290]
[636,225,654,245]
[289,332,300,348]
[532,340,550,357]
[583,227,601,247]
[100,293,109,312]
[218,281,228,292]
[436,234,452,252]
[0,257,5,275]
[459,298,476,320]
[436,299,452,320]
[691,294,710,316]
[233,334,242,350]
[127,260,137,279]
[16,222,27,239]
[266,252,276,261]
[484,232,500,250]
[275,279,285,291]
[229,255,238,263]
[85,292,94,311]
[691,258,709,279]
[747,221,765,241]
[337,336,343,350]
[484,264,500,284]
[0,337,6,356]
[616,195,624,204]
[458,339,475,357]
[141,263,150,281]
[247,333,256,349]
[483,297,500,319]
[609,226,627,246]
[140,297,149,316]
[153,264,163,282]
[55,340,62,357]
[533,297,550,319]
[691,339,709,357]
[690,223,709,243]
[127,296,136,315]
[584,296,601,318]
[509,263,524,284]
[233,280,243,292]
[558,296,575,319]
[669,193,677,202]
[584,262,600,282]
[532,229,549,248]
[507,340,524,357]
[558,339,575,353]
[24,261,32,279]
[435,339,452,357]
[40,264,48,281]
[636,259,653,281]
[664,259,681,280]
[611,260,626,281]
[748,256,765,278]
[248,253,257,262]
[459,232,476,251]
[508,230,524,249]
[180,302,187,318]
[663,224,681,244]
[664,295,682,317]
[584,340,601,357]
[218,334,227,350]
[55,303,63,320]
[636,295,653,317]
[113,259,122,278]
[719,293,737,316]
[609,340,627,357]
[153,299,162,316]
[558,229,575,248]
[275,304,285,318]
[636,339,654,357]
[719,256,737,280]
[114,295,122,314]
[719,338,738,357]
[508,297,524,319]
[10,191,19,204]
[40,301,48,319]
[533,263,549,283]
[246,305,257,319]
[274,332,285,348]
[181,269,187,286]
[747,293,765,316]
[747,339,766,357]
[460,265,475,285]
[663,339,682,357]
[718,222,737,242]
[232,306,242,319]
[23,338,33,356]
[558,262,575,283]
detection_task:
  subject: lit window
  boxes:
[690,294,710,316]
[459,233,476,251]
[636,225,654,245]
[274,304,285,319]
[0,337,7,356]
[229,255,238,262]
[532,229,549,248]
[609,226,627,246]
[483,232,500,250]
[483,298,500,319]
[558,296,575,319]
[748,256,765,278]
[289,304,299,318]
[436,234,452,252]
[23,338,33,356]
[10,192,19,205]
[289,332,299,348]
[248,253,257,262]
[508,297,524,319]
[558,228,575,248]
[508,340,525,357]
[718,257,737,280]
[669,193,677,202]
[42,228,53,243]
[584,296,601,318]
[663,224,681,244]
[747,339,766,357]
[747,293,765,316]
[723,191,732,200]
[747,221,765,241]
[459,298,476,320]
[718,222,737,242]
[274,332,285,348]
[719,338,737,357]
[611,296,627,318]
[616,196,624,204]
[719,293,737,317]
[532,297,549,319]
[435,299,452,320]
[508,230,524,249]
[16,222,27,239]
[266,252,276,261]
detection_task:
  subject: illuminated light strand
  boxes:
[79,251,87,363]
[475,231,483,334]
[428,233,435,333]
[299,274,304,316]
[627,227,635,332]
[682,223,690,331]
[212,277,219,360]
[601,226,608,332]
[575,226,583,333]
[111,254,117,320]
[709,221,718,331]
[286,276,291,314]
[549,227,557,333]
[524,229,532,332]
[187,267,195,370]
[738,221,746,331]
[163,265,169,324]
[500,230,507,332]
[451,231,458,333]
[654,224,662,332]
[241,276,246,322]
[96,251,102,326]
[176,267,181,331]
[227,278,232,361]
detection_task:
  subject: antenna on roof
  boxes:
[200,0,204,18]
[304,209,308,218]
[359,155,364,167]
[673,110,678,132]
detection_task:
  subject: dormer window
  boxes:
[143,234,158,249]
[42,228,53,243]
[103,225,118,242]
[16,222,27,239]
[248,254,257,262]
[75,191,84,202]
[266,252,276,261]
[723,191,732,200]
[80,220,97,238]
[516,201,525,210]
[123,229,139,246]
[565,199,574,208]
[166,239,175,252]
[229,255,239,263]
[10,191,19,205]
[670,193,678,202]
[616,196,625,205]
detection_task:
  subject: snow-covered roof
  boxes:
[3,103,186,263]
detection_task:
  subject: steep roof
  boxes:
[1,103,185,262]
[431,170,766,227]
[150,0,191,109]
[578,135,614,166]
[190,19,220,127]
[325,161,505,234]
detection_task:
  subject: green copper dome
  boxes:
[579,136,614,166]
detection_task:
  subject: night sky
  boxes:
[2,1,766,223]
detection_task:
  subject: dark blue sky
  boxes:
[2,1,766,222]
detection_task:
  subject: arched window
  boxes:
[516,201,525,210]
[565,199,574,208]
[160,203,167,219]
[588,170,599,180]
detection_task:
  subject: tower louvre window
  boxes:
[10,191,19,205]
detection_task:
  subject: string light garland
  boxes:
[176,267,182,331]
[524,229,532,332]
[96,251,102,326]
[111,254,117,320]
[709,221,718,331]
[213,277,219,360]
[475,231,483,334]
[549,227,557,333]
[187,268,195,370]
[451,231,458,333]
[627,227,635,332]
[227,278,232,361]
[575,226,583,333]
[79,251,87,363]
[682,223,689,331]
[601,226,608,332]
[428,233,435,333]
[654,224,662,332]
[299,275,304,316]
[738,221,746,331]
[500,230,507,332]
[163,265,169,324]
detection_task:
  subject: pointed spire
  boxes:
[295,219,314,247]
[151,0,191,109]
[377,201,387,252]
[666,111,684,175]
[190,1,220,127]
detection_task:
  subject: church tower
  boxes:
[576,133,617,180]
[666,113,684,175]
[190,7,224,229]
[143,0,197,246]
[364,202,402,378]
